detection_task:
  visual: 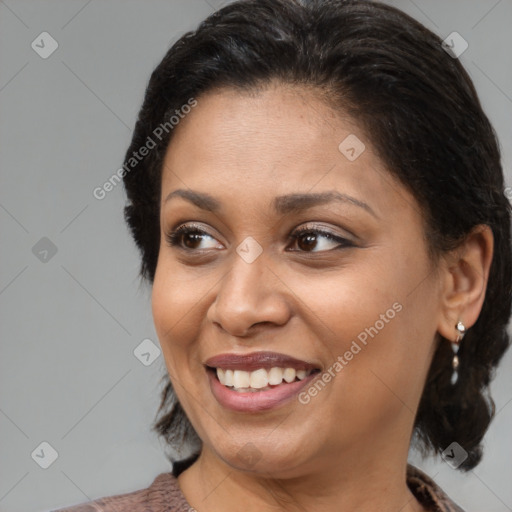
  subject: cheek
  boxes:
[318,260,436,430]
[151,261,202,367]
[305,243,433,368]
[285,250,409,346]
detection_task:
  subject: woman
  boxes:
[54,0,511,510]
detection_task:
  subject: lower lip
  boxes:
[207,369,319,412]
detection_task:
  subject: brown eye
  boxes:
[288,228,353,253]
[179,230,204,249]
[165,225,222,251]
[165,224,353,254]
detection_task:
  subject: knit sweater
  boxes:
[52,457,465,512]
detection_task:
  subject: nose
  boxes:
[206,250,292,338]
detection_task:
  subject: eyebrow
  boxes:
[164,189,378,218]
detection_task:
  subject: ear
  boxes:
[437,224,494,342]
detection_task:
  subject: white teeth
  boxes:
[233,370,251,388]
[250,368,269,389]
[215,366,313,390]
[283,368,296,383]
[296,370,307,380]
[217,368,226,385]
[268,367,284,385]
[224,369,234,386]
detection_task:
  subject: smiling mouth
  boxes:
[207,366,321,392]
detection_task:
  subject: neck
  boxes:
[177,444,426,512]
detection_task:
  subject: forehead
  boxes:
[164,83,351,169]
[160,84,416,224]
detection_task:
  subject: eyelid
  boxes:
[166,222,223,249]
[169,221,222,241]
[165,221,355,253]
[290,222,355,241]
[286,224,354,251]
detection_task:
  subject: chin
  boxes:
[208,431,315,477]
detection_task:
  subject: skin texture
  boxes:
[151,82,494,512]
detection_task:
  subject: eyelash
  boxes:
[165,223,354,253]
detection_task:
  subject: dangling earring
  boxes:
[451,321,466,385]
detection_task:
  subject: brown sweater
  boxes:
[52,459,465,512]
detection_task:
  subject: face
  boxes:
[152,83,443,477]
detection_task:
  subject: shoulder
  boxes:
[51,471,194,512]
[406,464,465,512]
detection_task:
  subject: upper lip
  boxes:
[205,351,321,372]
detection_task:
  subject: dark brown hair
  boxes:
[121,0,512,470]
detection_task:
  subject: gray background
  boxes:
[0,1,511,511]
